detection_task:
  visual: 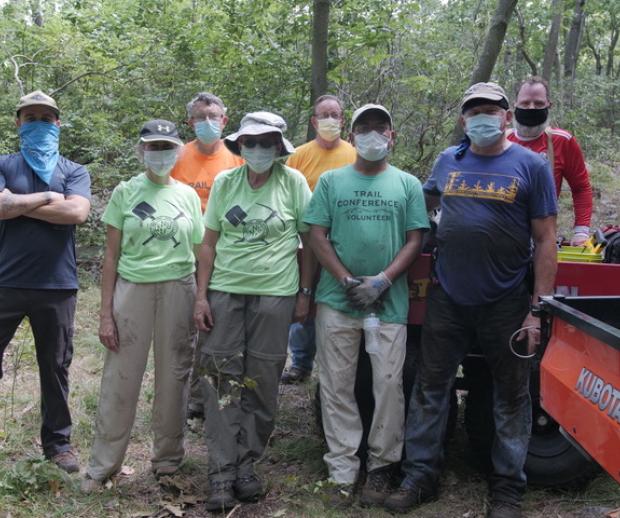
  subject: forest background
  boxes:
[1,0,619,257]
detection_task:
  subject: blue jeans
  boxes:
[288,318,316,372]
[402,283,531,505]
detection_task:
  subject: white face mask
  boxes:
[241,145,277,174]
[354,130,390,161]
[317,117,341,142]
[144,149,178,177]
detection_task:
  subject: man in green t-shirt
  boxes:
[304,104,429,506]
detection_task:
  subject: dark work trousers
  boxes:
[0,287,77,458]
[402,282,531,505]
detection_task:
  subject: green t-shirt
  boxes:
[204,162,311,296]
[303,164,430,323]
[102,173,204,283]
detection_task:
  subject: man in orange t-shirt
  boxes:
[171,92,243,211]
[172,92,243,419]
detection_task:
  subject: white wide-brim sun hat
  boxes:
[224,111,295,157]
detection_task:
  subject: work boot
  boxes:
[359,467,393,506]
[50,449,80,473]
[383,480,437,514]
[234,472,264,501]
[80,474,104,493]
[204,479,237,512]
[281,366,311,384]
[487,501,522,518]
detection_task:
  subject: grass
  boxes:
[1,285,619,517]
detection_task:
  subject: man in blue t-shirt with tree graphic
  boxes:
[384,83,558,518]
[0,90,91,473]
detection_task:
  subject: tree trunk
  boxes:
[542,0,562,81]
[452,0,518,143]
[307,0,330,141]
[585,27,603,75]
[606,24,619,77]
[516,8,537,76]
[563,0,586,79]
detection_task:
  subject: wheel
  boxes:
[463,358,599,487]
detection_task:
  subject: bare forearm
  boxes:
[310,230,351,284]
[100,254,119,318]
[196,244,215,301]
[26,199,90,225]
[0,191,50,220]
[299,233,318,289]
[532,239,557,305]
[383,231,423,282]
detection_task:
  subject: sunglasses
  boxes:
[241,137,277,149]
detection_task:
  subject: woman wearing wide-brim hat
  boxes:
[82,120,204,491]
[193,111,314,511]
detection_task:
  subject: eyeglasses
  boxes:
[353,124,391,135]
[314,112,342,120]
[192,114,223,123]
[241,137,277,149]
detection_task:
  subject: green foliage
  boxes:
[0,458,69,499]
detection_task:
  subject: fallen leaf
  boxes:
[162,503,184,517]
[120,465,135,476]
[271,510,287,517]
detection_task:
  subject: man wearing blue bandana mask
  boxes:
[0,90,91,474]
[171,92,244,422]
[385,83,557,518]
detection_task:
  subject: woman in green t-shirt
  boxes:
[193,112,314,511]
[82,120,204,491]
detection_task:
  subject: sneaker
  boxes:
[204,479,237,512]
[359,467,393,507]
[234,473,264,501]
[80,475,103,493]
[488,501,522,518]
[319,481,355,509]
[383,481,437,514]
[50,449,80,473]
[281,366,311,384]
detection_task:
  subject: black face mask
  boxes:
[514,107,549,127]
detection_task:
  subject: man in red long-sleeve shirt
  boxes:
[508,76,592,245]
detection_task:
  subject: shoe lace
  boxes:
[237,474,258,484]
[212,479,234,490]
[367,471,390,491]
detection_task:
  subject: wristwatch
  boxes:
[299,287,313,296]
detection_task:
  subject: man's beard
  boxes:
[513,119,549,140]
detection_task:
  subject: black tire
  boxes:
[463,358,599,487]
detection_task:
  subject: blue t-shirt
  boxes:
[0,153,91,290]
[424,144,557,305]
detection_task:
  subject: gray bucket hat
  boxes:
[224,111,295,157]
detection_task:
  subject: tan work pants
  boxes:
[316,303,406,485]
[87,276,196,481]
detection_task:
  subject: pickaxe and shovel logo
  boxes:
[224,203,285,245]
[132,201,188,248]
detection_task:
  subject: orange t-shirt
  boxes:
[171,140,244,210]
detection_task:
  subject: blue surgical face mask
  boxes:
[195,118,222,145]
[19,121,60,185]
[240,145,277,174]
[464,113,504,147]
[354,130,390,161]
[144,149,179,177]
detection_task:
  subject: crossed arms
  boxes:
[0,188,90,224]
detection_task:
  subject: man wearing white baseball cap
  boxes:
[304,103,429,507]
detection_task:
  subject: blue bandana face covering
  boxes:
[19,121,60,185]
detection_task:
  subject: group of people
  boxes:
[0,76,592,518]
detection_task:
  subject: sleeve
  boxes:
[302,173,331,227]
[285,153,299,169]
[101,183,125,230]
[190,191,205,244]
[0,169,5,191]
[529,160,558,220]
[406,178,431,231]
[294,172,312,233]
[64,164,92,200]
[562,136,593,228]
[204,176,222,231]
[422,152,445,195]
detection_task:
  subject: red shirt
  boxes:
[508,128,592,227]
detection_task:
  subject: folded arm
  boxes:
[0,188,59,220]
[26,194,90,225]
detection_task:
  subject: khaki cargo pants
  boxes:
[316,303,406,485]
[87,276,196,481]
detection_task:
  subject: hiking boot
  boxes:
[80,475,103,493]
[204,479,237,512]
[383,481,437,514]
[50,449,79,473]
[319,481,355,509]
[281,366,311,384]
[359,467,393,507]
[234,473,264,501]
[153,464,179,479]
[487,501,522,518]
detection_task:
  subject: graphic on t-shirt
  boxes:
[336,190,400,222]
[225,203,285,245]
[444,172,519,203]
[132,201,188,248]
